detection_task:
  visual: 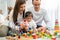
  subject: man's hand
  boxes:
[38,27,46,33]
[37,26,50,34]
[45,30,50,34]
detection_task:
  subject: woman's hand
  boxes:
[20,22,28,29]
[20,22,25,29]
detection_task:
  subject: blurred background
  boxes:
[0,0,60,28]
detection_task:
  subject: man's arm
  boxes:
[32,20,37,32]
[43,10,53,30]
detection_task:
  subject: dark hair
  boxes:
[25,11,33,18]
[13,0,26,25]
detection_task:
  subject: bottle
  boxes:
[54,19,59,32]
[52,36,56,40]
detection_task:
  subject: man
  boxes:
[26,0,52,33]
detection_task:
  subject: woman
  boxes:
[13,0,26,25]
[9,0,26,34]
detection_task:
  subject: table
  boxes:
[0,37,60,40]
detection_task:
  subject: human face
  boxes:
[26,16,32,22]
[32,0,41,11]
[19,4,25,13]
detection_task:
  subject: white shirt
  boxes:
[27,20,37,29]
[26,6,52,30]
[9,10,23,30]
[17,13,23,23]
